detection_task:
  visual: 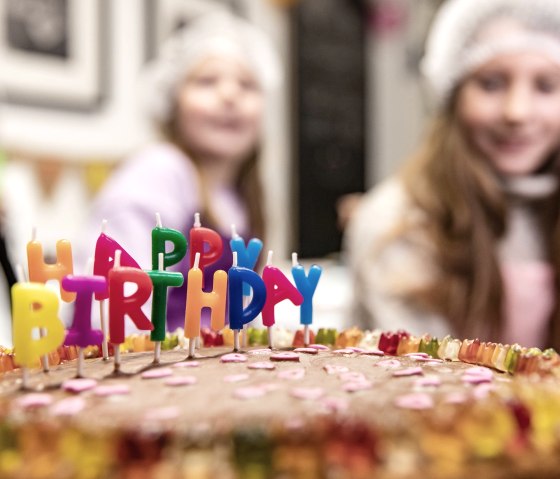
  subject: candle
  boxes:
[62,275,106,348]
[189,213,223,270]
[184,253,228,357]
[93,224,141,301]
[229,224,263,296]
[108,254,154,346]
[27,231,75,303]
[262,251,303,348]
[148,253,184,342]
[151,213,187,270]
[228,261,267,331]
[12,283,65,369]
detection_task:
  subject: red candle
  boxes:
[188,213,223,270]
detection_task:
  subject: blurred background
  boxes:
[0,0,443,329]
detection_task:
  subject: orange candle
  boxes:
[27,238,76,303]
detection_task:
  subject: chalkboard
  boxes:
[293,0,366,258]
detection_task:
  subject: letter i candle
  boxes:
[261,251,303,349]
[291,253,322,346]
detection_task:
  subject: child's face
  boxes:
[176,55,263,165]
[457,51,560,176]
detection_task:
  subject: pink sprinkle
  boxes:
[16,393,53,409]
[173,361,199,368]
[165,375,197,387]
[293,347,318,355]
[223,374,250,383]
[461,374,492,385]
[290,387,325,400]
[339,371,366,382]
[51,397,86,416]
[221,353,248,363]
[141,368,173,379]
[233,386,266,399]
[260,382,282,392]
[93,384,130,396]
[145,406,180,421]
[270,352,300,362]
[414,376,441,388]
[473,383,496,399]
[376,359,401,369]
[359,349,384,356]
[323,364,350,375]
[248,349,272,356]
[332,348,354,354]
[413,357,444,363]
[247,361,276,370]
[309,344,330,351]
[62,378,98,393]
[320,396,349,412]
[444,392,469,404]
[394,393,434,410]
[342,380,373,392]
[277,368,305,380]
[404,352,430,359]
[393,367,423,377]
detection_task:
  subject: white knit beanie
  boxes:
[421,0,560,105]
[140,10,283,124]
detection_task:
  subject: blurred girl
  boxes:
[345,0,560,349]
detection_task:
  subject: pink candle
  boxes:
[27,237,75,303]
[108,262,154,345]
[188,213,223,270]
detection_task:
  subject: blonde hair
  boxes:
[397,98,560,349]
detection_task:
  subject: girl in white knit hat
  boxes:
[76,11,282,332]
[345,0,560,350]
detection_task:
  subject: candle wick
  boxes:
[193,252,200,269]
[194,212,201,228]
[292,252,298,267]
[15,264,26,283]
[158,252,164,271]
[232,251,238,267]
[231,224,239,239]
[114,249,122,269]
[267,250,273,266]
[101,219,108,234]
[155,212,162,228]
[86,257,94,276]
[31,226,37,242]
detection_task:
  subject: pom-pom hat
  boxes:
[140,10,283,124]
[421,0,560,106]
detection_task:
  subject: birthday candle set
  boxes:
[11,213,322,381]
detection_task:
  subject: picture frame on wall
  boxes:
[144,0,250,61]
[0,0,108,111]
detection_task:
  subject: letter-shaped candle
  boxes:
[62,275,107,348]
[27,236,75,302]
[12,283,65,368]
[148,257,184,342]
[291,254,322,326]
[94,230,140,301]
[151,213,187,270]
[229,224,262,296]
[228,266,267,330]
[108,265,154,345]
[262,260,303,328]
[184,253,228,339]
[189,213,223,270]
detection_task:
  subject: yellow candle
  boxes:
[27,239,76,302]
[184,267,227,339]
[12,283,65,368]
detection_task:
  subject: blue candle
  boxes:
[228,266,267,330]
[151,213,187,270]
[291,256,322,326]
[229,225,263,296]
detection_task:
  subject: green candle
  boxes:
[147,267,184,342]
[151,213,187,270]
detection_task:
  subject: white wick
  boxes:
[155,212,162,228]
[193,252,200,269]
[31,226,37,242]
[231,224,240,239]
[232,251,238,267]
[194,212,201,228]
[292,252,298,267]
[101,219,108,234]
[114,249,122,269]
[158,252,164,271]
[86,257,94,276]
[15,264,26,283]
[267,250,273,266]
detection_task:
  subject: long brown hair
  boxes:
[398,99,560,349]
[161,108,266,244]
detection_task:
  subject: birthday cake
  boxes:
[1,329,560,479]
